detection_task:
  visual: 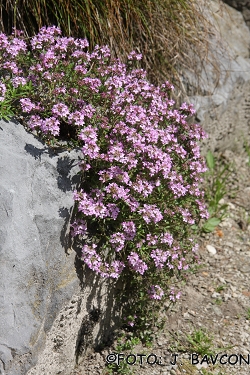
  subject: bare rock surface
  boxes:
[185,0,250,153]
[0,119,81,374]
[222,0,250,28]
[0,121,118,375]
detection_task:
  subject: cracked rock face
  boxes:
[0,120,82,374]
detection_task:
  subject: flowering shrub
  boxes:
[0,26,209,337]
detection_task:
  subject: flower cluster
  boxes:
[148,285,165,300]
[169,288,182,302]
[81,244,125,278]
[0,27,209,308]
[127,252,148,275]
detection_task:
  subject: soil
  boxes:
[70,148,250,375]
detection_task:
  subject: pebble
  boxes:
[218,276,226,283]
[95,353,102,362]
[219,218,234,228]
[224,293,231,301]
[195,362,208,370]
[183,312,190,319]
[241,266,250,273]
[212,306,222,316]
[188,310,196,316]
[230,285,236,292]
[224,241,234,248]
[228,202,236,210]
[211,292,221,298]
[206,244,217,255]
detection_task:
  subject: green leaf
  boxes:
[202,217,221,233]
[206,150,215,170]
[218,203,228,211]
[190,224,198,230]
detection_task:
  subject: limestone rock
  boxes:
[222,0,250,28]
[184,0,250,153]
[0,120,80,373]
[206,245,217,255]
[0,120,117,375]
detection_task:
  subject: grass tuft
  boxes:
[1,0,219,86]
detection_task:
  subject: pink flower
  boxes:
[6,37,27,57]
[78,125,97,141]
[40,117,60,136]
[108,260,125,278]
[151,249,170,269]
[51,103,69,118]
[127,252,148,275]
[138,204,163,224]
[169,288,181,302]
[148,285,164,300]
[106,203,120,219]
[160,232,173,246]
[81,140,100,159]
[70,219,87,237]
[1,27,209,291]
[110,232,126,252]
[121,221,136,240]
[0,83,6,102]
[11,76,27,88]
[128,51,142,60]
[105,183,130,201]
[20,98,36,113]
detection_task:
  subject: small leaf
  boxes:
[219,203,228,211]
[190,224,198,230]
[206,150,215,170]
[208,207,215,216]
[202,217,221,233]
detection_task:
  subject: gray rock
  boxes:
[212,306,223,316]
[184,0,250,153]
[0,120,117,375]
[222,0,250,26]
[211,292,221,299]
[206,245,217,255]
[0,120,82,374]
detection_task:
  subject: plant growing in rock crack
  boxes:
[186,328,215,356]
[202,150,231,233]
[0,26,209,339]
[244,141,250,166]
[169,327,231,359]
[215,284,226,293]
[246,308,250,320]
[105,334,141,375]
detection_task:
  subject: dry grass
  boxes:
[0,0,222,88]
